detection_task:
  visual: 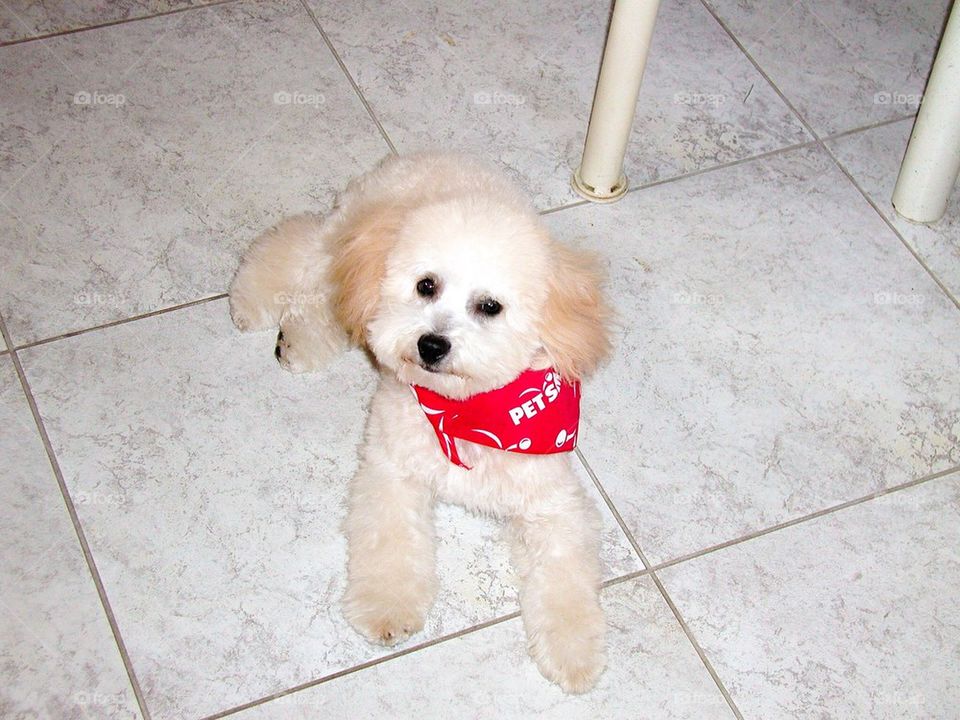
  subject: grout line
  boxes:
[202,564,662,719]
[821,142,960,312]
[204,451,668,719]
[697,0,826,140]
[202,568,663,719]
[205,563,665,720]
[698,0,960,313]
[0,135,824,355]
[647,464,960,575]
[819,113,915,143]
[644,565,745,719]
[0,2,947,359]
[12,294,227,353]
[9,135,812,356]
[0,6,948,719]
[204,455,960,719]
[579,458,960,582]
[200,611,521,720]
[2,116,928,354]
[297,0,398,156]
[575,449,744,719]
[0,0,242,47]
[0,312,152,720]
[205,562,682,720]
[579,436,960,718]
[574,448,643,561]
[539,198,590,216]
[537,138,817,220]
[622,138,815,195]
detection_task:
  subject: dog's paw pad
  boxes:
[355,607,425,647]
[233,314,251,332]
[345,590,427,648]
[275,329,304,371]
[371,619,418,647]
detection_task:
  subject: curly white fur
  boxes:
[229,152,611,693]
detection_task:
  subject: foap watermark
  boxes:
[73,490,127,507]
[268,693,330,710]
[73,90,126,107]
[873,291,925,306]
[674,91,726,107]
[473,90,526,106]
[74,291,125,307]
[273,291,326,305]
[672,291,725,305]
[873,91,922,108]
[876,690,926,710]
[273,90,326,107]
[74,691,128,710]
[675,690,729,708]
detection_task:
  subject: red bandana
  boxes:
[411,368,580,469]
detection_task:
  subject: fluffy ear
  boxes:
[539,242,611,382]
[329,202,404,345]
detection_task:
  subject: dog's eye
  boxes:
[416,277,437,298]
[476,299,502,317]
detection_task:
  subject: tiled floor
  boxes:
[0,0,957,718]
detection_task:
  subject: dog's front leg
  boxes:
[343,453,437,647]
[510,479,606,693]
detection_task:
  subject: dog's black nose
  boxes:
[417,333,451,365]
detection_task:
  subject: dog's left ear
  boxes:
[538,241,611,382]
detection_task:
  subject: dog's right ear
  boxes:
[329,202,403,345]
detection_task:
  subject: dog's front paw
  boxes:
[343,583,428,647]
[527,600,606,693]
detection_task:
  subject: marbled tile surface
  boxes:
[232,575,735,720]
[0,358,141,720]
[0,0,389,346]
[0,0,210,44]
[545,144,960,566]
[4,1,960,717]
[659,474,960,720]
[309,0,808,210]
[19,299,639,719]
[703,0,953,136]
[827,118,960,302]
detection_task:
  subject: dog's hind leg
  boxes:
[228,213,327,333]
[274,296,348,373]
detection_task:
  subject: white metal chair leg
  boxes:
[891,0,960,224]
[572,0,662,203]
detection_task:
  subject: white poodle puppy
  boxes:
[229,153,611,693]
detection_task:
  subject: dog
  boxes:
[228,152,611,692]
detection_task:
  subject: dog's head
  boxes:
[331,191,610,399]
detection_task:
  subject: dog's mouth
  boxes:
[400,356,469,383]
